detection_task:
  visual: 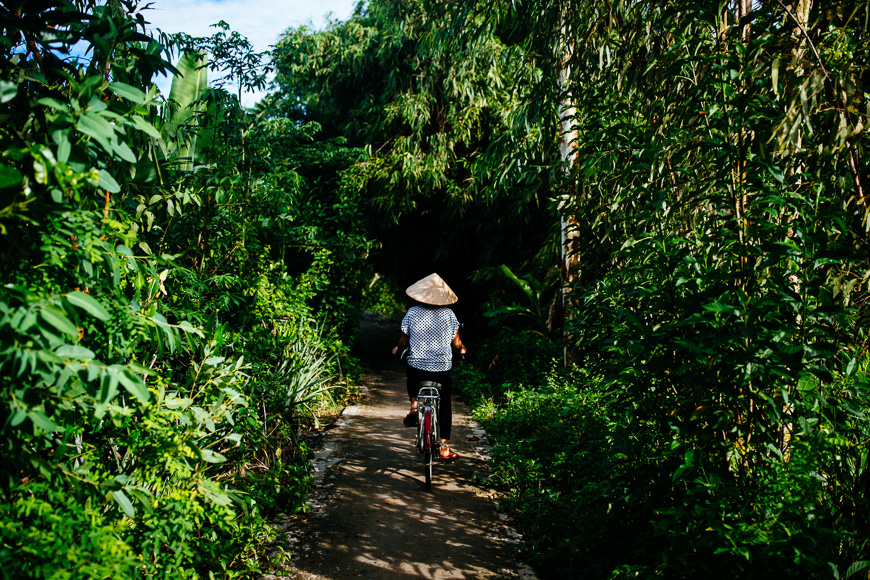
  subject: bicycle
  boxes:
[414,380,441,490]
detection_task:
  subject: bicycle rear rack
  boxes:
[417,381,441,405]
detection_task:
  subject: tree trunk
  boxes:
[558,15,580,367]
[736,0,753,41]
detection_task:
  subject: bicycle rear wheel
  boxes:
[423,408,433,489]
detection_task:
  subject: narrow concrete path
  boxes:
[268,320,537,579]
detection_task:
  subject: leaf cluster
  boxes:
[0,1,371,576]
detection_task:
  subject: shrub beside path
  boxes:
[266,320,538,579]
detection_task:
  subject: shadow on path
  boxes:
[267,319,536,579]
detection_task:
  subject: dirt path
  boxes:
[267,320,538,579]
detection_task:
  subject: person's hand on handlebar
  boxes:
[393,333,410,358]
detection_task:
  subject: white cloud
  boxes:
[142,0,359,106]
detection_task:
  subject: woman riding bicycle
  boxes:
[391,273,467,462]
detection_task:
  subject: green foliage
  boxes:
[459,0,870,577]
[166,50,209,171]
[7,0,869,577]
[360,273,406,320]
[171,20,272,103]
[272,0,557,299]
[483,264,558,334]
[0,482,138,579]
[0,1,367,576]
[476,370,630,577]
[477,366,870,578]
[453,361,493,404]
[462,327,560,402]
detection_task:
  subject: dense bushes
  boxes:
[476,371,652,578]
[474,350,869,578]
[456,327,560,404]
[0,1,365,577]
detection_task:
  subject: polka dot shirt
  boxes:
[401,305,460,372]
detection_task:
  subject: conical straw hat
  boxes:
[405,273,458,306]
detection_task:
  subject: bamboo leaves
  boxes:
[459,0,870,575]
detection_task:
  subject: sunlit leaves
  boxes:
[65,291,110,321]
[129,116,161,139]
[459,0,870,576]
[0,80,17,103]
[108,82,148,105]
[272,0,554,284]
[39,305,79,338]
[0,2,298,577]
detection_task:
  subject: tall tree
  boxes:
[272,0,560,321]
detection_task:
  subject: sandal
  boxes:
[439,451,459,463]
[403,411,418,428]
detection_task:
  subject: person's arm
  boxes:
[392,333,410,357]
[451,331,467,355]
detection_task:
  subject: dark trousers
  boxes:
[406,365,453,441]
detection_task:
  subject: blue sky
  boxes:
[142,0,360,105]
